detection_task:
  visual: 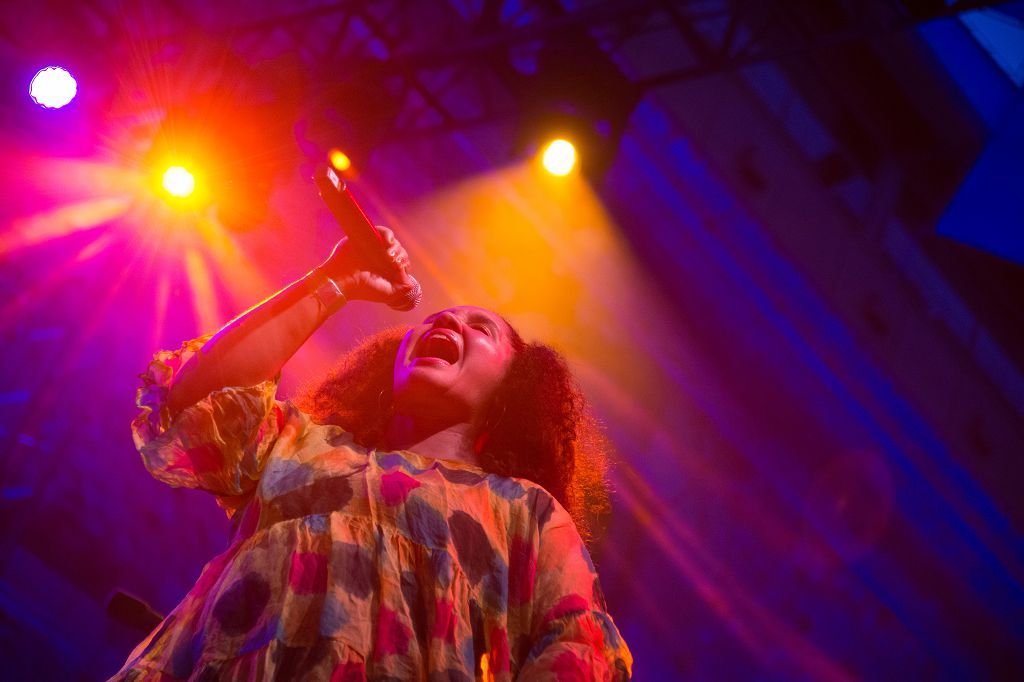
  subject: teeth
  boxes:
[415,332,459,364]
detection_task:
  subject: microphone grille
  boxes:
[391,279,423,311]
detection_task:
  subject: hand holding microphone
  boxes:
[314,166,422,311]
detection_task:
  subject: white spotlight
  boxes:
[30,66,77,109]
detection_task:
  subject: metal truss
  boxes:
[2,0,1010,145]
[154,0,1009,141]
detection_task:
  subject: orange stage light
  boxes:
[329,148,352,173]
[541,139,576,176]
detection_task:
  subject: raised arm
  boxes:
[166,227,414,416]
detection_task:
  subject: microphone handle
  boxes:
[314,166,422,310]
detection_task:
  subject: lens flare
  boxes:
[542,139,576,176]
[29,66,77,109]
[162,166,195,198]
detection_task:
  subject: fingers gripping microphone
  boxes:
[314,166,422,311]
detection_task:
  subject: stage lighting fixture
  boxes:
[329,148,352,173]
[29,66,77,109]
[542,139,577,176]
[162,166,196,198]
[514,29,640,182]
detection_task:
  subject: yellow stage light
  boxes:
[541,139,576,176]
[162,166,195,197]
[329,148,352,172]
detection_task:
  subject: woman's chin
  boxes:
[395,372,452,404]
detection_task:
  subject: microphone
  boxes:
[314,165,422,311]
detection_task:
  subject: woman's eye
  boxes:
[473,324,490,335]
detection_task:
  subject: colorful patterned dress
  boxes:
[110,336,633,680]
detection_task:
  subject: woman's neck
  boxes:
[380,414,481,467]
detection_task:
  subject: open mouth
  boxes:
[412,331,461,365]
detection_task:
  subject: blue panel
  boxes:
[937,93,1024,265]
[960,7,1024,86]
[917,17,1017,129]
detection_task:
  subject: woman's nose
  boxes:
[431,311,463,334]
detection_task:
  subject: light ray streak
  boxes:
[616,465,857,682]
[184,247,223,333]
[574,355,860,595]
[0,230,115,330]
[19,156,144,198]
[149,267,171,354]
[0,197,131,258]
[12,239,155,470]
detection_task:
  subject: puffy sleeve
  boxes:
[130,334,290,515]
[516,490,633,680]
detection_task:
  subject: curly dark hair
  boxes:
[294,322,612,544]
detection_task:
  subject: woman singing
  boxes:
[111,227,633,680]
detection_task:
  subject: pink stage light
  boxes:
[29,66,77,109]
